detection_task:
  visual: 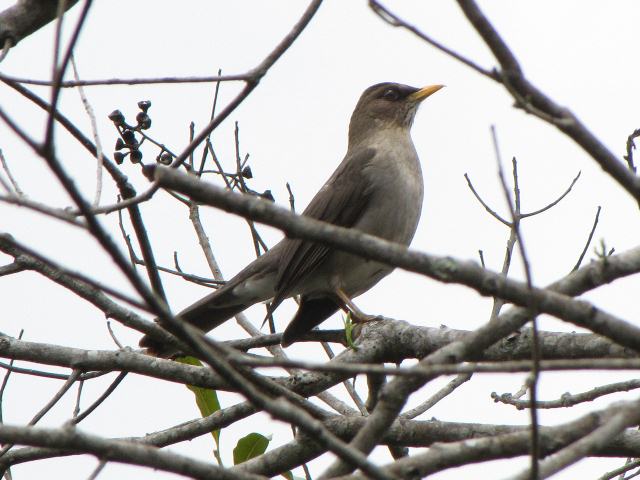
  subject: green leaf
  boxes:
[233,432,271,465]
[343,313,358,350]
[176,356,222,449]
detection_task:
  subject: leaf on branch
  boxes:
[343,313,358,350]
[176,356,222,449]
[233,432,271,465]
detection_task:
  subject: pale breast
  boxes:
[356,129,424,245]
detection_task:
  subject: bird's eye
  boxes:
[381,88,400,101]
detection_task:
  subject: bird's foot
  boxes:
[334,287,382,323]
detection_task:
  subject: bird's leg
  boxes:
[334,288,379,323]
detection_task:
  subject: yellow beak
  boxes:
[409,84,445,102]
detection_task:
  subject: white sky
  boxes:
[1,1,639,478]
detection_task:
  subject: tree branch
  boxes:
[0,0,79,48]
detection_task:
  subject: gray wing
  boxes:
[268,147,377,312]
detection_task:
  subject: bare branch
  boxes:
[573,205,602,271]
[70,54,104,206]
[368,0,496,81]
[493,379,640,410]
[0,0,79,49]
[370,0,640,202]
[520,170,581,218]
[0,194,86,227]
[0,72,250,87]
[400,373,472,419]
[464,172,511,226]
[341,405,640,480]
[494,128,541,475]
[623,128,640,174]
[0,370,81,457]
[0,233,147,310]
[0,149,22,195]
[454,0,640,203]
[0,423,266,480]
[507,397,640,480]
[169,0,323,169]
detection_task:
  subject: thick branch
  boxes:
[455,0,640,202]
[0,423,264,480]
[0,322,635,394]
[340,406,640,479]
[238,414,640,477]
[0,0,79,47]
[4,404,640,475]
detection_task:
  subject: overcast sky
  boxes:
[1,1,639,479]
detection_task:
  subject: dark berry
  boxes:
[158,152,173,165]
[121,130,137,146]
[130,149,143,163]
[261,190,274,202]
[241,166,253,179]
[114,151,126,165]
[108,110,125,126]
[136,112,151,130]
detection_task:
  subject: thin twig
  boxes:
[197,68,223,177]
[0,72,249,88]
[0,369,81,458]
[168,0,323,170]
[464,173,511,227]
[0,361,106,381]
[189,203,224,280]
[320,342,368,415]
[572,206,602,271]
[598,459,640,480]
[106,321,124,349]
[0,330,23,423]
[493,126,541,478]
[286,182,296,212]
[0,149,22,195]
[401,373,472,419]
[70,54,104,206]
[86,460,107,480]
[454,0,640,203]
[173,252,223,287]
[72,378,84,418]
[368,0,496,81]
[0,329,21,480]
[70,372,128,425]
[2,234,148,310]
[493,378,640,410]
[506,397,640,480]
[0,194,86,227]
[478,249,485,268]
[623,127,640,174]
[43,0,93,154]
[520,171,581,218]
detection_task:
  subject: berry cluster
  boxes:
[108,100,153,165]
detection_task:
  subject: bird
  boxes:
[140,82,443,355]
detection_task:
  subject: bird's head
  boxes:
[348,82,443,145]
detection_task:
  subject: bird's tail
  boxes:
[138,280,250,356]
[139,245,280,356]
[281,296,339,347]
